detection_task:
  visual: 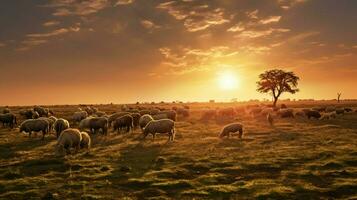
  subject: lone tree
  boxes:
[257,69,300,107]
[337,93,341,103]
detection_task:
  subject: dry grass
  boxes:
[0,102,357,199]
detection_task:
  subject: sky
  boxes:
[0,0,356,105]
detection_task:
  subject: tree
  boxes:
[337,93,341,103]
[257,69,300,107]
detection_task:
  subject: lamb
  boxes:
[0,113,17,128]
[72,111,88,123]
[80,131,91,150]
[108,112,130,127]
[158,110,177,121]
[139,114,154,130]
[267,113,274,126]
[88,117,108,135]
[19,119,49,140]
[53,118,70,138]
[143,119,175,141]
[305,110,321,119]
[130,113,141,128]
[113,114,133,133]
[219,123,243,138]
[55,128,82,155]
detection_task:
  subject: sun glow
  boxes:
[217,70,239,90]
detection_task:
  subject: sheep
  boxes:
[150,109,160,115]
[72,111,88,123]
[85,106,95,115]
[34,106,50,117]
[19,109,34,119]
[0,113,17,128]
[55,128,82,155]
[294,111,305,117]
[79,117,94,131]
[88,117,108,135]
[261,108,274,115]
[305,110,321,119]
[80,131,91,150]
[38,117,56,132]
[53,118,70,138]
[152,113,168,120]
[108,112,130,127]
[320,112,337,120]
[158,110,177,121]
[344,108,353,113]
[95,111,106,117]
[113,115,133,133]
[32,111,40,119]
[19,119,49,140]
[219,123,243,138]
[267,113,274,126]
[278,109,294,118]
[130,113,141,128]
[2,107,10,114]
[312,107,326,112]
[139,110,151,116]
[325,107,336,113]
[143,119,175,141]
[280,104,287,109]
[335,108,345,115]
[201,109,217,121]
[177,108,190,117]
[139,114,154,130]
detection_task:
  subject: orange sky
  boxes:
[0,0,356,105]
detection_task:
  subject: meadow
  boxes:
[0,101,357,199]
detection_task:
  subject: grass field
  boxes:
[1,102,357,199]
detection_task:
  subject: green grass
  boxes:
[0,103,357,199]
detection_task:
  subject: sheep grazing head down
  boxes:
[54,144,65,156]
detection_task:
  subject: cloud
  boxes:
[227,23,245,32]
[26,28,77,38]
[115,0,134,6]
[277,0,308,10]
[157,1,229,32]
[141,20,160,30]
[46,0,110,16]
[158,46,238,75]
[237,28,290,39]
[259,16,282,24]
[43,21,61,27]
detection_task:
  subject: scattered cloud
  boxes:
[259,16,282,24]
[27,27,79,38]
[115,0,134,6]
[157,1,229,32]
[46,0,110,16]
[277,0,308,10]
[43,21,61,27]
[237,28,290,39]
[141,20,160,30]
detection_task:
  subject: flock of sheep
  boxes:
[0,103,355,156]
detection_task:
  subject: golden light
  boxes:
[217,70,239,90]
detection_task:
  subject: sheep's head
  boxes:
[54,144,65,156]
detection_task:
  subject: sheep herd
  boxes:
[0,103,355,156]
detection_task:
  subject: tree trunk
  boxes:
[273,97,278,107]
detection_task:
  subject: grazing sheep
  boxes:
[20,119,49,140]
[79,117,94,131]
[139,110,151,116]
[38,117,56,132]
[130,113,141,128]
[294,111,305,117]
[218,107,236,118]
[305,110,321,119]
[88,117,108,135]
[32,111,40,119]
[312,107,326,112]
[320,112,337,120]
[344,108,353,113]
[95,111,106,117]
[158,110,177,121]
[278,109,294,118]
[335,108,345,115]
[55,128,82,155]
[150,109,160,115]
[72,111,88,123]
[108,112,130,127]
[139,114,154,130]
[267,113,274,126]
[113,115,133,133]
[152,113,168,120]
[143,119,175,141]
[53,118,70,138]
[34,106,50,117]
[0,113,17,128]
[219,123,243,138]
[177,108,190,117]
[19,109,35,119]
[2,107,10,114]
[80,132,91,150]
[326,107,336,113]
[201,109,217,121]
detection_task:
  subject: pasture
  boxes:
[0,101,357,199]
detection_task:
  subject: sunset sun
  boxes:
[217,71,239,90]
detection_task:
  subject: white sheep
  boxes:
[55,128,82,155]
